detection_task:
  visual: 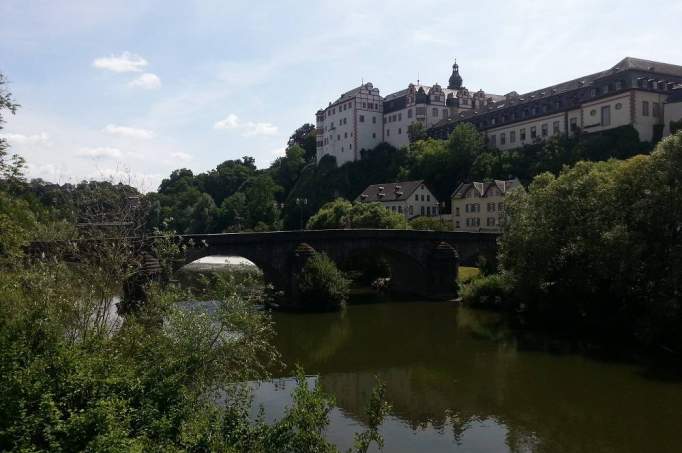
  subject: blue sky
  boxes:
[2,0,681,191]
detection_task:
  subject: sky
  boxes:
[2,0,682,192]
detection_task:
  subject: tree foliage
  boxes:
[296,252,351,310]
[500,131,682,349]
[306,198,408,230]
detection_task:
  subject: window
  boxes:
[349,144,352,149]
[372,116,377,124]
[498,202,504,211]
[615,103,622,110]
[362,102,366,108]
[570,117,578,131]
[398,205,403,213]
[421,194,425,201]
[398,128,402,134]
[421,206,425,216]
[337,134,340,140]
[553,121,560,134]
[408,109,413,118]
[432,108,438,117]
[443,108,448,118]
[510,130,516,143]
[415,194,418,201]
[642,101,650,116]
[359,115,365,122]
[398,113,402,121]
[530,126,537,139]
[427,206,431,216]
[409,206,414,215]
[653,102,661,118]
[541,124,548,137]
[455,221,460,228]
[465,204,469,213]
[520,128,526,141]
[386,129,390,136]
[344,132,347,138]
[500,132,506,145]
[391,206,396,212]
[487,217,496,226]
[490,134,497,146]
[372,132,376,139]
[426,194,430,202]
[455,207,460,216]
[601,105,611,126]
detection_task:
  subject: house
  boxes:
[355,180,440,219]
[451,178,523,232]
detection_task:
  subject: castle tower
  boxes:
[448,60,463,90]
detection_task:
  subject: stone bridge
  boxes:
[180,229,499,302]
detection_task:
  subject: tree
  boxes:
[306,199,408,230]
[407,122,427,143]
[409,216,450,231]
[499,131,682,349]
[296,252,350,310]
[288,123,317,163]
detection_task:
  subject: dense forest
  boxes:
[145,121,652,234]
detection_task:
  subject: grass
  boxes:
[458,266,481,283]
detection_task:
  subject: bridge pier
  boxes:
[429,241,459,299]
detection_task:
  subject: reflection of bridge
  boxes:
[181,229,498,303]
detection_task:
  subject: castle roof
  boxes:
[430,57,682,131]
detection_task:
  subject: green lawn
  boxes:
[458,266,481,283]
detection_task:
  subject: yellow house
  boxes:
[451,178,523,232]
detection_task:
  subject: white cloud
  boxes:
[92,51,148,73]
[214,114,278,137]
[214,113,240,129]
[0,132,50,145]
[170,151,192,162]
[128,73,161,89]
[103,124,155,139]
[77,147,123,159]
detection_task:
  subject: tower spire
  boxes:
[448,58,463,90]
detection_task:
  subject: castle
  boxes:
[315,58,682,164]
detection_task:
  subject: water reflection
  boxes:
[252,301,682,452]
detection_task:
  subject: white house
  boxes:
[355,180,440,219]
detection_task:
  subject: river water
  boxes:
[251,301,682,453]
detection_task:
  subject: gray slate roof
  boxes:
[431,57,682,129]
[356,180,428,203]
[452,178,522,199]
[668,86,682,103]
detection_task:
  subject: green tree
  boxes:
[306,199,408,230]
[287,123,317,163]
[296,252,351,310]
[409,216,450,231]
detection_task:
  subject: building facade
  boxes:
[316,83,383,165]
[355,180,440,220]
[316,62,502,162]
[451,179,522,232]
[429,58,682,147]
[663,88,682,136]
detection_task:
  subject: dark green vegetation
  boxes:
[147,118,652,234]
[462,132,682,354]
[306,198,408,230]
[1,74,389,452]
[295,253,351,311]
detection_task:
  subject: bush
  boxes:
[409,216,450,231]
[296,253,350,310]
[460,274,513,308]
[306,199,408,230]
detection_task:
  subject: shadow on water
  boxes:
[253,300,682,453]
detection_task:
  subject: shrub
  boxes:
[409,216,450,231]
[296,253,350,310]
[460,274,513,308]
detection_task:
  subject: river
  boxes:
[250,301,682,453]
